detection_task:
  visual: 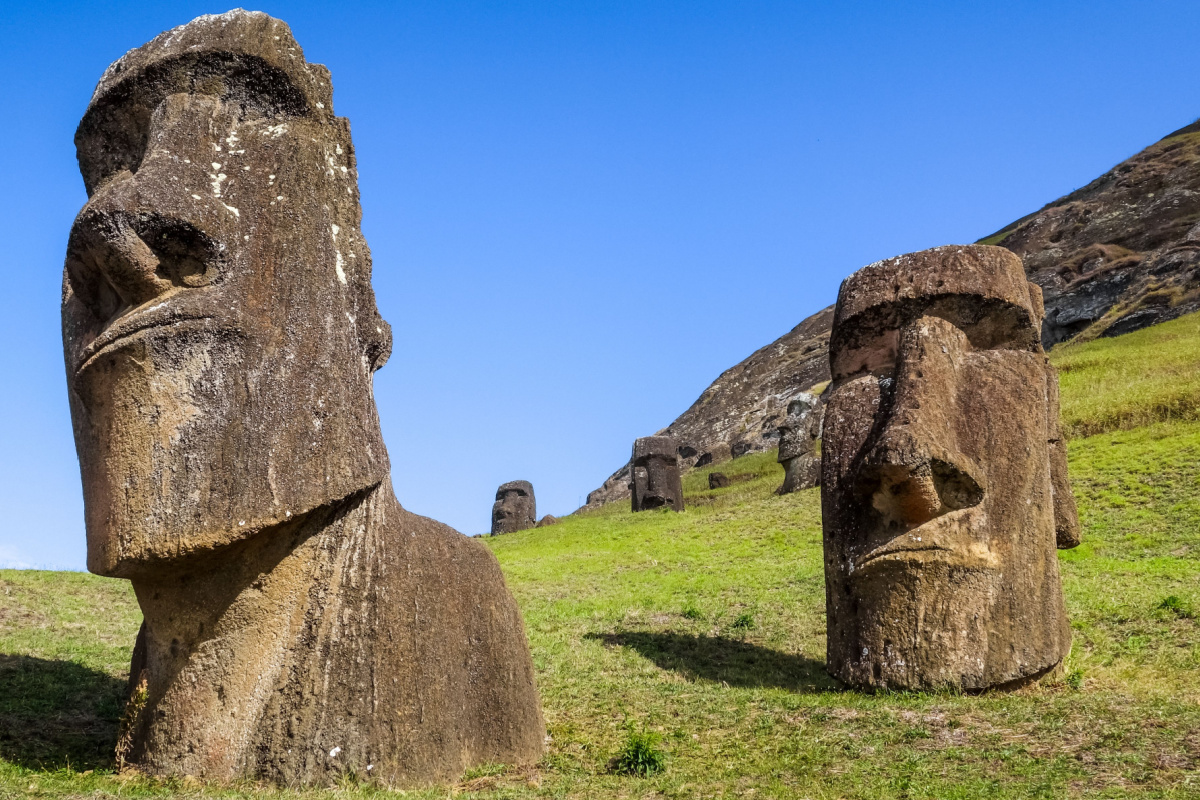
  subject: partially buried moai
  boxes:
[491,480,536,534]
[821,245,1081,691]
[776,395,822,494]
[630,436,685,512]
[62,11,543,785]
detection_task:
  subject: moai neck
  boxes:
[126,483,389,778]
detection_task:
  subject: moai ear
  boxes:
[1044,361,1081,549]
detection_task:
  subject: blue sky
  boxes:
[3,1,1199,569]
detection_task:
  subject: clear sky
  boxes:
[3,1,1199,569]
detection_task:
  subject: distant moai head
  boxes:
[630,436,684,512]
[777,395,820,464]
[776,395,823,494]
[822,245,1080,691]
[62,12,393,577]
[492,481,536,535]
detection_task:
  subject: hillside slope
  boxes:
[4,313,1200,798]
[586,120,1200,507]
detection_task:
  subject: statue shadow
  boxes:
[0,653,126,771]
[586,631,840,693]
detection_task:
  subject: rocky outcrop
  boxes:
[981,122,1200,346]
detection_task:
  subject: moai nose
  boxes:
[855,315,985,528]
[68,207,173,315]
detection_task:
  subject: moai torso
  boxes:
[630,436,684,512]
[821,245,1080,691]
[491,481,536,534]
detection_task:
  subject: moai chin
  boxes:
[630,436,685,512]
[62,11,543,785]
[822,245,1081,692]
[776,395,822,494]
[492,480,536,534]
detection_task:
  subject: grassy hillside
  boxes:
[3,318,1200,799]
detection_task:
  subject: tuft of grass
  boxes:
[730,611,756,631]
[680,600,704,621]
[611,723,666,777]
[1065,669,1085,691]
[1156,595,1195,619]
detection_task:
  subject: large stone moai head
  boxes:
[822,245,1081,691]
[491,480,536,534]
[62,12,392,578]
[777,395,822,494]
[630,436,684,512]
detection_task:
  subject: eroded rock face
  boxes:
[776,395,822,494]
[630,436,684,512]
[491,481,536,534]
[63,11,543,785]
[822,245,1081,692]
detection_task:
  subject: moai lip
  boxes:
[630,436,685,512]
[62,11,544,785]
[492,480,536,535]
[776,395,822,494]
[821,245,1081,692]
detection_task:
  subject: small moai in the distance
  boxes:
[492,481,536,535]
[630,436,685,512]
[776,395,823,494]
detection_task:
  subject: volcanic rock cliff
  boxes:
[583,121,1200,509]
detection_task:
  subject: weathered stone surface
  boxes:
[62,11,543,786]
[535,514,559,528]
[630,436,684,512]
[776,395,822,494]
[491,480,536,535]
[822,245,1080,692]
[707,472,730,489]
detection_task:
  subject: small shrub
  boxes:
[730,612,755,631]
[680,601,704,621]
[1065,669,1085,690]
[1157,595,1195,619]
[612,724,666,777]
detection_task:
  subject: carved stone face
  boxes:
[777,396,820,463]
[491,481,536,535]
[822,245,1079,690]
[630,436,684,512]
[63,15,392,577]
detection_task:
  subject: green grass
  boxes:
[4,317,1200,798]
[1056,311,1200,438]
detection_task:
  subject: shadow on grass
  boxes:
[586,631,839,693]
[0,654,126,771]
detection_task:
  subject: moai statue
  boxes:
[630,436,685,512]
[776,395,822,494]
[821,245,1081,692]
[62,12,543,786]
[491,481,536,534]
